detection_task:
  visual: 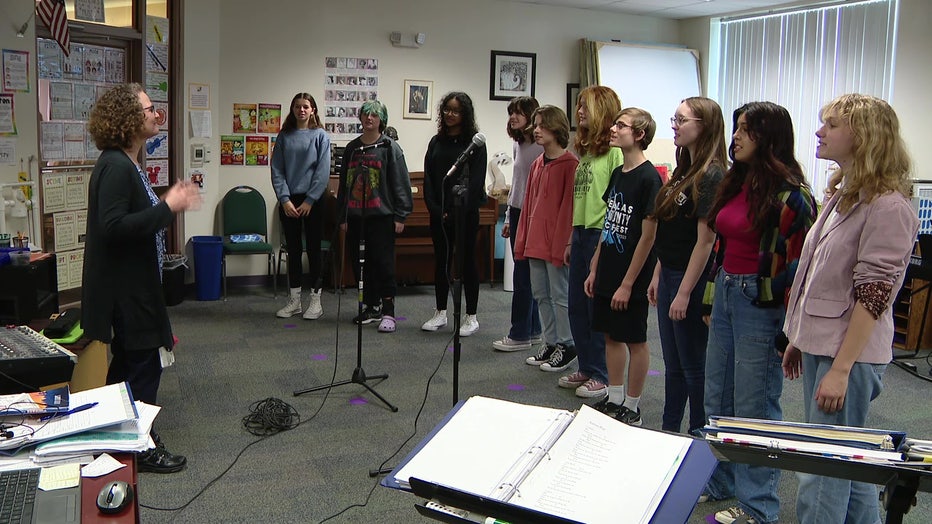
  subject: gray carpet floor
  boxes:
[137,282,932,523]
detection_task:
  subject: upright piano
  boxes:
[327,171,499,287]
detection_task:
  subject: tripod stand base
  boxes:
[293,368,399,412]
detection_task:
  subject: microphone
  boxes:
[445,132,486,178]
[357,138,389,152]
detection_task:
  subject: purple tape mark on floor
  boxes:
[311,354,328,361]
[647,369,661,376]
[283,324,297,329]
[705,514,717,523]
[395,316,407,321]
[349,397,368,406]
[507,384,525,391]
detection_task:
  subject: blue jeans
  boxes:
[568,227,606,383]
[507,207,541,340]
[657,266,708,434]
[796,353,885,524]
[705,271,784,523]
[528,259,572,346]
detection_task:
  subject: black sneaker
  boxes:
[138,445,187,473]
[540,344,577,372]
[615,406,642,426]
[525,344,556,366]
[591,397,623,417]
[353,306,381,325]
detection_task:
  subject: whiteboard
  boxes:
[598,43,701,139]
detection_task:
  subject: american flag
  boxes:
[36,0,70,57]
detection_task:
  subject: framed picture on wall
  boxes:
[403,79,433,119]
[489,50,536,101]
[566,83,580,131]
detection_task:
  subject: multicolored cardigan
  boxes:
[702,183,817,313]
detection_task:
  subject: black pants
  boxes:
[280,194,325,289]
[105,311,162,405]
[346,214,397,310]
[429,210,480,314]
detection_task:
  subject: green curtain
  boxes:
[579,39,600,90]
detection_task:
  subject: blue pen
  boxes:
[40,402,99,421]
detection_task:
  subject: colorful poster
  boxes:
[0,94,16,135]
[145,158,169,187]
[232,103,257,133]
[38,39,62,79]
[145,43,168,73]
[146,72,169,102]
[154,101,169,130]
[221,135,244,165]
[2,49,30,92]
[145,132,168,158]
[189,169,206,193]
[73,83,97,121]
[62,44,85,80]
[324,56,378,141]
[75,0,106,23]
[49,82,74,120]
[257,103,281,134]
[83,45,105,82]
[147,16,169,45]
[245,135,269,166]
[105,48,124,83]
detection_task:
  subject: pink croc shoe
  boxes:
[378,315,396,333]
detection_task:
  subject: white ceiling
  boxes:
[503,0,815,19]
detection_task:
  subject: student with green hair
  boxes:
[336,100,413,333]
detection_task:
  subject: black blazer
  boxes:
[81,149,175,350]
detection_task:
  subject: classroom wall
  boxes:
[679,0,931,181]
[0,1,41,186]
[2,0,928,280]
[184,0,682,276]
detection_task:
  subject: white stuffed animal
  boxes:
[486,151,513,202]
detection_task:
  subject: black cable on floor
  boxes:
[317,332,453,524]
[242,397,300,436]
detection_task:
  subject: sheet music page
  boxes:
[393,396,571,498]
[512,405,691,524]
[0,383,139,450]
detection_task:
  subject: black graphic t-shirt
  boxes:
[593,161,662,298]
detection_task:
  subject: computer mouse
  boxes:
[97,480,134,514]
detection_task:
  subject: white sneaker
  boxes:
[421,310,448,331]
[303,289,323,320]
[459,314,479,337]
[276,292,302,318]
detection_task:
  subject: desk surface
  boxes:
[80,454,139,523]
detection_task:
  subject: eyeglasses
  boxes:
[143,105,157,114]
[613,121,633,130]
[670,116,701,126]
[442,108,461,117]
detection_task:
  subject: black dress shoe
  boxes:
[137,445,187,473]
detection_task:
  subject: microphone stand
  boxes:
[294,141,398,412]
[448,163,471,405]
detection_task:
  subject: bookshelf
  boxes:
[893,244,932,352]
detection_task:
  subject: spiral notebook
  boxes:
[388,396,715,524]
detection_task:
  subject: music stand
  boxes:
[293,143,398,412]
[710,441,932,524]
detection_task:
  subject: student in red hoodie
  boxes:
[514,105,578,372]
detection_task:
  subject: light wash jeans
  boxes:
[705,271,784,523]
[528,258,572,347]
[796,353,885,524]
[568,227,606,382]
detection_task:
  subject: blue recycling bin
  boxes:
[192,235,223,301]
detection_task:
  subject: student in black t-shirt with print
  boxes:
[584,108,662,427]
